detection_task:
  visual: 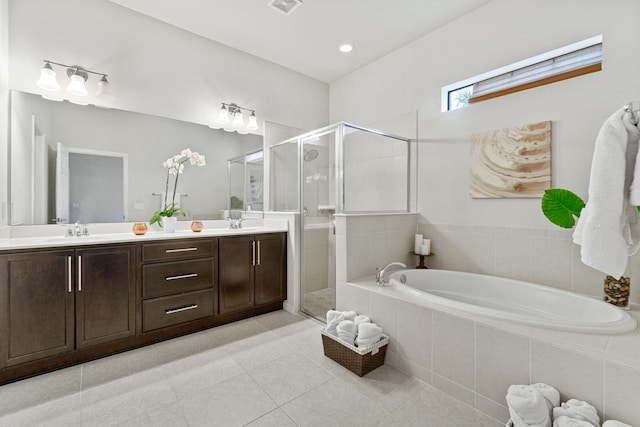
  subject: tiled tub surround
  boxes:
[334,216,640,424]
[337,279,640,425]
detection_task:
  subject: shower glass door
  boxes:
[300,129,337,319]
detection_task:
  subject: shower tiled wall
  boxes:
[418,222,640,304]
[334,213,418,283]
[343,132,409,213]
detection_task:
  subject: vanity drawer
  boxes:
[142,239,215,262]
[142,258,214,298]
[143,289,214,332]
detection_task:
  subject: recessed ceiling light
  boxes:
[339,43,353,53]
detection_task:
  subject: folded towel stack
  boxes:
[552,399,599,427]
[354,315,370,328]
[356,322,383,347]
[342,310,357,322]
[506,383,560,427]
[602,421,632,427]
[336,320,357,345]
[325,310,384,348]
[326,310,345,337]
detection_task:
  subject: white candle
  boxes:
[414,234,423,253]
[420,239,431,255]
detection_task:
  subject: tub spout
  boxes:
[376,262,407,287]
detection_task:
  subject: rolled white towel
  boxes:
[342,310,357,321]
[336,320,357,345]
[552,399,599,426]
[353,315,370,328]
[603,421,632,427]
[552,416,596,427]
[530,383,560,409]
[506,383,559,427]
[326,310,343,324]
[326,313,344,337]
[356,323,382,347]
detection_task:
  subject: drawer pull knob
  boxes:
[165,247,198,253]
[165,273,198,281]
[165,304,198,315]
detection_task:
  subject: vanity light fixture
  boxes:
[215,103,259,132]
[36,60,113,102]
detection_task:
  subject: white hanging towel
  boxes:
[573,107,640,278]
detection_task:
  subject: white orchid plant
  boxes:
[150,148,206,227]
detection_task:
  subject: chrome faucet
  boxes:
[65,222,89,237]
[376,262,407,287]
[226,217,243,229]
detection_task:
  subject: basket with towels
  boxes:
[321,309,389,376]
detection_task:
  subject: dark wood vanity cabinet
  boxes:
[140,238,217,332]
[219,233,286,314]
[75,245,136,348]
[0,244,136,367]
[0,231,286,384]
[0,250,74,367]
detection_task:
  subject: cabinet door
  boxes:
[219,236,254,314]
[0,250,75,367]
[254,233,287,306]
[76,245,136,349]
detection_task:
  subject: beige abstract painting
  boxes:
[470,120,551,198]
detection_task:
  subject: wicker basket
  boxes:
[320,328,389,377]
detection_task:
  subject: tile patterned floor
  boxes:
[0,311,501,426]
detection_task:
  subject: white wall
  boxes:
[0,0,9,227]
[330,0,640,301]
[330,0,640,229]
[7,0,328,139]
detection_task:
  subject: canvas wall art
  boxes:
[469,120,551,198]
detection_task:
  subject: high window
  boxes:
[442,35,603,111]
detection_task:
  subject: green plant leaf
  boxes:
[541,188,586,228]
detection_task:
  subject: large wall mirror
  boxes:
[9,90,263,225]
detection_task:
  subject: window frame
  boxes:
[441,34,603,112]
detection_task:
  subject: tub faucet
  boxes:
[376,262,407,287]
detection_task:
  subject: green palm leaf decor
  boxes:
[541,188,586,229]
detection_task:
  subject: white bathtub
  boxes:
[388,269,637,334]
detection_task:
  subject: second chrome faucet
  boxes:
[375,262,407,287]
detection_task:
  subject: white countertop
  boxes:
[0,220,288,251]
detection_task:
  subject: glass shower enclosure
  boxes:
[270,122,411,320]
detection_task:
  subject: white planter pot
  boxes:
[162,216,178,233]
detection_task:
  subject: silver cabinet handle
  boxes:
[67,256,72,293]
[165,304,198,315]
[165,247,198,253]
[165,273,198,281]
[257,241,261,266]
[77,255,82,292]
[252,241,256,266]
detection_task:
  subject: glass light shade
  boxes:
[232,110,244,127]
[66,74,88,96]
[247,112,258,130]
[68,98,89,106]
[36,65,61,91]
[96,76,113,101]
[217,105,230,123]
[41,95,64,102]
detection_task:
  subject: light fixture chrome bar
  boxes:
[220,102,255,115]
[44,60,108,78]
